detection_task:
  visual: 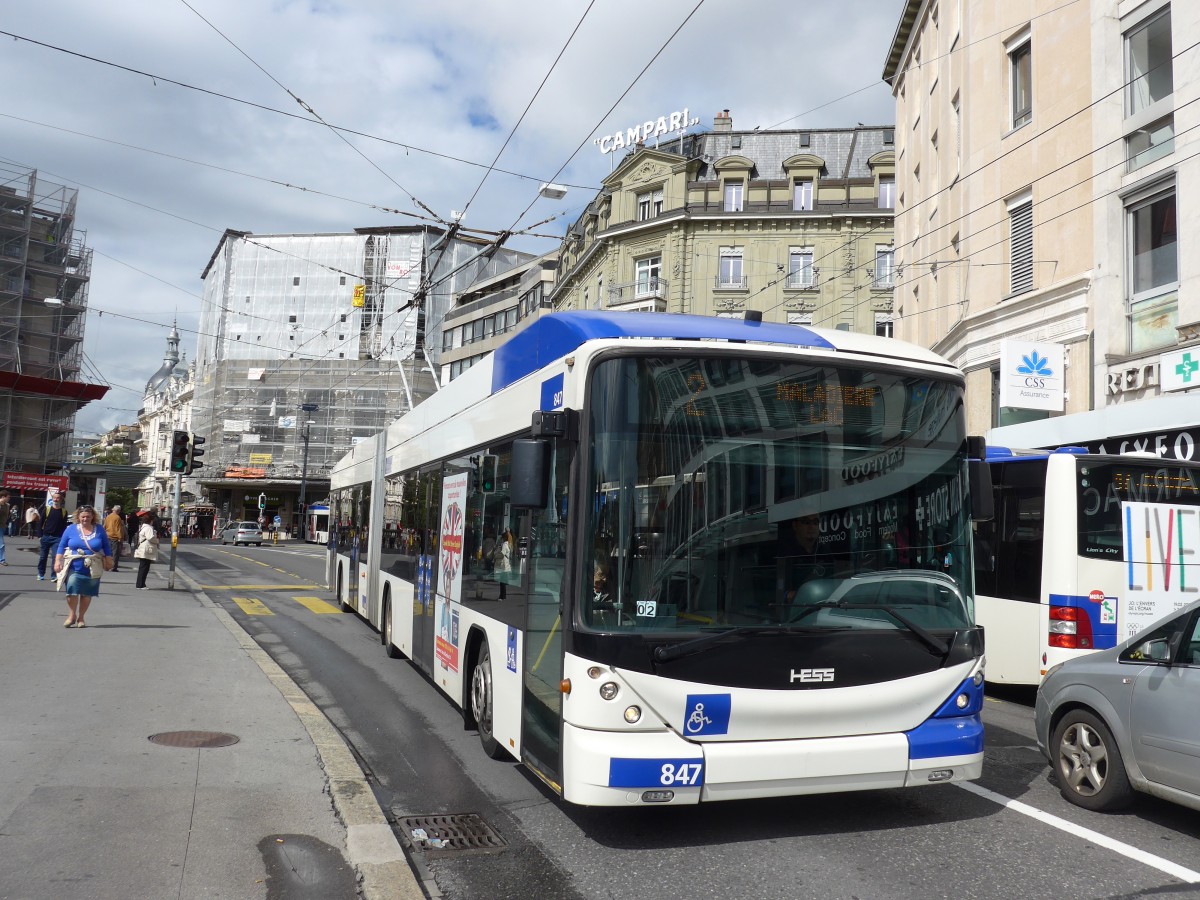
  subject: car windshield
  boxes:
[580,353,973,635]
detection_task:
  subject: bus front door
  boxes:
[521,509,565,786]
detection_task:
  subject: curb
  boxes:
[174,566,425,900]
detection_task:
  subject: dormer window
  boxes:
[793,179,814,211]
[723,182,744,212]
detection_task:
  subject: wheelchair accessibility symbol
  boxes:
[683,694,731,736]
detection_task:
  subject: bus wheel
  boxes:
[382,596,401,659]
[470,641,507,760]
[1052,709,1133,811]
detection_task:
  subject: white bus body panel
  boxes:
[974,593,1042,684]
[379,572,416,658]
[561,653,982,805]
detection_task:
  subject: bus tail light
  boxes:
[1048,605,1094,649]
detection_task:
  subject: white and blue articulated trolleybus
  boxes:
[328,311,992,806]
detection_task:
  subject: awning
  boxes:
[0,370,109,402]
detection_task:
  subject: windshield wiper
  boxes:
[790,601,949,655]
[652,624,842,663]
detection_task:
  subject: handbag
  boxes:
[120,540,132,556]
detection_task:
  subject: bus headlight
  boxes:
[587,666,604,679]
[972,670,984,688]
[599,682,619,701]
[624,706,642,724]
[955,692,970,709]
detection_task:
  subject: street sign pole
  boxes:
[168,473,181,590]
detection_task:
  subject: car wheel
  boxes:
[470,641,509,760]
[1051,709,1133,811]
[382,597,402,659]
[256,542,262,546]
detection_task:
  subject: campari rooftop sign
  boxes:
[594,108,700,155]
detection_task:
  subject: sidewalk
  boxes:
[0,535,420,900]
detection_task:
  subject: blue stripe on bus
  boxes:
[906,715,984,759]
[491,311,836,394]
[1050,593,1119,650]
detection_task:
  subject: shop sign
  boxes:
[594,108,699,155]
[999,339,1064,411]
[1085,427,1200,461]
[1160,349,1200,393]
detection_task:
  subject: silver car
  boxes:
[220,521,264,546]
[1035,598,1200,813]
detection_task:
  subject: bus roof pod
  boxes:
[490,311,835,394]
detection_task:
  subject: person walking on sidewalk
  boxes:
[133,510,160,590]
[53,505,113,628]
[0,490,10,566]
[103,505,128,572]
[36,494,69,580]
[25,503,41,537]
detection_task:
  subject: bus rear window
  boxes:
[1077,460,1200,559]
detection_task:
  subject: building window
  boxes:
[1125,11,1174,171]
[1127,10,1172,117]
[723,182,744,212]
[635,256,662,297]
[874,313,894,338]
[793,179,813,211]
[878,177,895,209]
[787,312,813,326]
[288,315,297,323]
[1128,186,1178,352]
[1010,36,1032,129]
[339,276,346,285]
[637,189,664,221]
[1008,195,1034,295]
[292,276,300,286]
[787,248,814,288]
[718,247,744,288]
[340,314,347,322]
[874,247,895,289]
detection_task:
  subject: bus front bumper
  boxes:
[562,718,983,806]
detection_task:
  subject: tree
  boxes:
[88,447,129,465]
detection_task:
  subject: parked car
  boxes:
[1035,598,1200,813]
[220,521,264,546]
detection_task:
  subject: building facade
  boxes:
[192,226,529,526]
[884,0,1200,452]
[0,162,107,476]
[550,114,897,335]
[135,324,199,517]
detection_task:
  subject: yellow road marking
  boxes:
[201,584,324,591]
[292,596,343,615]
[232,597,273,616]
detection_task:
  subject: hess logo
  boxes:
[790,667,834,683]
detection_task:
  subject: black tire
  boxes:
[382,596,401,659]
[470,641,509,760]
[256,542,262,547]
[1051,708,1134,811]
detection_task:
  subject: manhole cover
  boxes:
[148,731,240,748]
[399,814,506,856]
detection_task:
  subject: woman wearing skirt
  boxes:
[53,505,113,628]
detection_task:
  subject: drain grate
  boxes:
[148,730,240,749]
[399,813,506,856]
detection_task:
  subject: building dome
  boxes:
[145,322,182,395]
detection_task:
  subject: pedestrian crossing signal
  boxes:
[187,434,206,474]
[169,430,190,474]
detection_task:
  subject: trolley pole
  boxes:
[168,473,181,590]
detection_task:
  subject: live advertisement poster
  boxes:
[435,472,469,673]
[1120,500,1200,641]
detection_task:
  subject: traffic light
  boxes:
[479,454,498,494]
[169,430,190,474]
[187,434,206,474]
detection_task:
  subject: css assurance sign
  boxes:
[999,339,1064,412]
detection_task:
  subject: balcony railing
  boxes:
[714,275,748,290]
[785,268,819,290]
[607,277,669,305]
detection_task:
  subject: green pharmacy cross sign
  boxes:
[1176,352,1199,384]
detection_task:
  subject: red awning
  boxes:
[0,370,109,401]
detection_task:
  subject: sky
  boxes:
[1,0,904,436]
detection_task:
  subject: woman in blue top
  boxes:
[53,505,113,628]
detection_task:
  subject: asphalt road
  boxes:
[178,541,1200,900]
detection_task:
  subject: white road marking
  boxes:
[957,781,1200,884]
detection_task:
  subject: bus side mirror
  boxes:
[967,436,993,521]
[511,439,549,509]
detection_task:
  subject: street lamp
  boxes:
[298,404,318,540]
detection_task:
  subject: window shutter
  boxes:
[1009,202,1033,294]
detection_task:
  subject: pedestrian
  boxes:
[53,504,113,628]
[103,504,128,572]
[133,510,161,590]
[26,502,41,537]
[36,493,69,580]
[6,499,17,537]
[0,490,10,566]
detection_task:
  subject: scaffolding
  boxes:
[0,162,102,477]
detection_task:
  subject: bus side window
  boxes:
[993,461,1047,604]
